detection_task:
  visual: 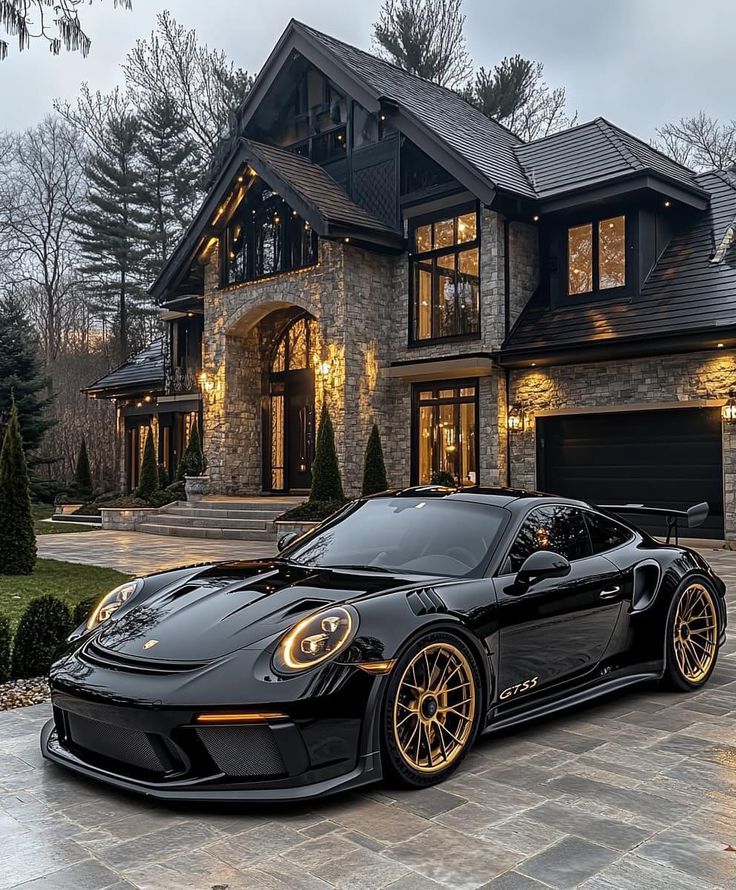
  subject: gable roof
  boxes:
[85,339,165,398]
[501,171,736,363]
[514,118,704,201]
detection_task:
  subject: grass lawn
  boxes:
[32,503,96,536]
[0,559,130,631]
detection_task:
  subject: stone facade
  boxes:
[508,351,736,537]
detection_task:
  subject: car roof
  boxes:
[373,486,591,510]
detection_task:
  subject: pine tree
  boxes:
[310,403,344,503]
[137,93,201,271]
[0,295,54,453]
[0,401,37,575]
[73,101,154,364]
[362,423,388,496]
[136,427,159,499]
[176,422,206,480]
[73,437,93,499]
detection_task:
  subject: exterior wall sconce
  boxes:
[199,371,215,394]
[722,391,736,423]
[507,405,527,432]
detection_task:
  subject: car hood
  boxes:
[93,560,425,662]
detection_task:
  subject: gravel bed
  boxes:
[0,677,50,710]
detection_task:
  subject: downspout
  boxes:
[503,219,512,488]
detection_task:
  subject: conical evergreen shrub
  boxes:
[73,438,94,499]
[361,422,388,496]
[11,595,72,679]
[0,617,11,683]
[310,402,344,502]
[176,422,207,480]
[135,427,159,500]
[0,400,36,575]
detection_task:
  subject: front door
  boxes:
[267,315,316,492]
[493,504,623,702]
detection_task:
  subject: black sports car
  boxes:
[41,487,728,801]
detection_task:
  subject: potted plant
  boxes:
[177,423,209,502]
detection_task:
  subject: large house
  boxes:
[87,19,736,541]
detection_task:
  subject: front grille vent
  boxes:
[407,587,446,616]
[195,725,286,778]
[66,713,167,775]
[81,640,209,674]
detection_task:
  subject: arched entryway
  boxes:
[264,313,316,492]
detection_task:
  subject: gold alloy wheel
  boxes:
[673,583,718,684]
[393,642,476,774]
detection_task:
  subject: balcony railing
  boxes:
[166,365,200,396]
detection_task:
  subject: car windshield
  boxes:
[286,498,510,577]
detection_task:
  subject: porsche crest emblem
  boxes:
[142,639,159,650]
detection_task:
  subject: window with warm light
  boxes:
[567,215,626,296]
[414,382,478,487]
[410,208,480,342]
[222,180,318,286]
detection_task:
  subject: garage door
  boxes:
[537,407,724,539]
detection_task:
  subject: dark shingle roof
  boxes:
[295,22,535,199]
[514,118,699,198]
[502,172,736,357]
[244,139,398,236]
[85,339,165,397]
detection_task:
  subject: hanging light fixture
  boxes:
[507,405,526,432]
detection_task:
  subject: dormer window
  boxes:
[568,215,626,296]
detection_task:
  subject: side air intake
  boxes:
[407,587,446,616]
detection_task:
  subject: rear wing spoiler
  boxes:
[599,501,709,544]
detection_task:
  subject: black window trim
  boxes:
[408,200,481,346]
[563,210,631,303]
[581,506,636,554]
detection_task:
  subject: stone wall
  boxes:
[508,351,736,537]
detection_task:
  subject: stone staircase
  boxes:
[137,497,303,541]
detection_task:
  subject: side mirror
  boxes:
[516,550,571,588]
[277,532,299,552]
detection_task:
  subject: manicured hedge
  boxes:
[11,595,72,679]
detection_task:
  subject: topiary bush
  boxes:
[73,438,94,500]
[362,422,388,496]
[0,616,11,683]
[135,427,159,500]
[0,400,36,575]
[310,402,344,503]
[11,595,73,679]
[72,597,98,628]
[177,422,207,480]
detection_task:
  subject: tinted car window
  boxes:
[288,498,509,577]
[505,505,592,574]
[585,511,633,554]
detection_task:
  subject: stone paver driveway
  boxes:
[1,546,734,889]
[37,530,275,574]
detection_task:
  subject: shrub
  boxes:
[11,595,72,679]
[73,438,94,500]
[310,403,344,503]
[72,597,98,628]
[157,463,169,489]
[362,422,388,496]
[147,481,185,508]
[0,617,10,683]
[135,428,159,500]
[177,422,207,480]
[431,470,457,487]
[0,400,36,575]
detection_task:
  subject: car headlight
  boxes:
[85,581,140,631]
[273,605,358,674]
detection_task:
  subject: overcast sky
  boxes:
[1,0,733,140]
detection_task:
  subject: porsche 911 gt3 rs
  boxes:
[41,487,728,800]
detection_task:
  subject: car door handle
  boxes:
[600,586,621,599]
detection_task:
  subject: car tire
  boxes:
[381,630,482,788]
[662,576,720,692]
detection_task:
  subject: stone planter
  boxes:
[100,507,159,531]
[54,503,82,516]
[185,474,211,502]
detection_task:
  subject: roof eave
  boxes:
[536,172,709,213]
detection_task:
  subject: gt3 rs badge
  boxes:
[142,639,159,650]
[499,676,539,700]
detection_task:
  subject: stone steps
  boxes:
[136,497,302,541]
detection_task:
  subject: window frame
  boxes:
[410,378,480,488]
[583,508,635,554]
[408,201,481,346]
[563,210,631,302]
[496,503,595,576]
